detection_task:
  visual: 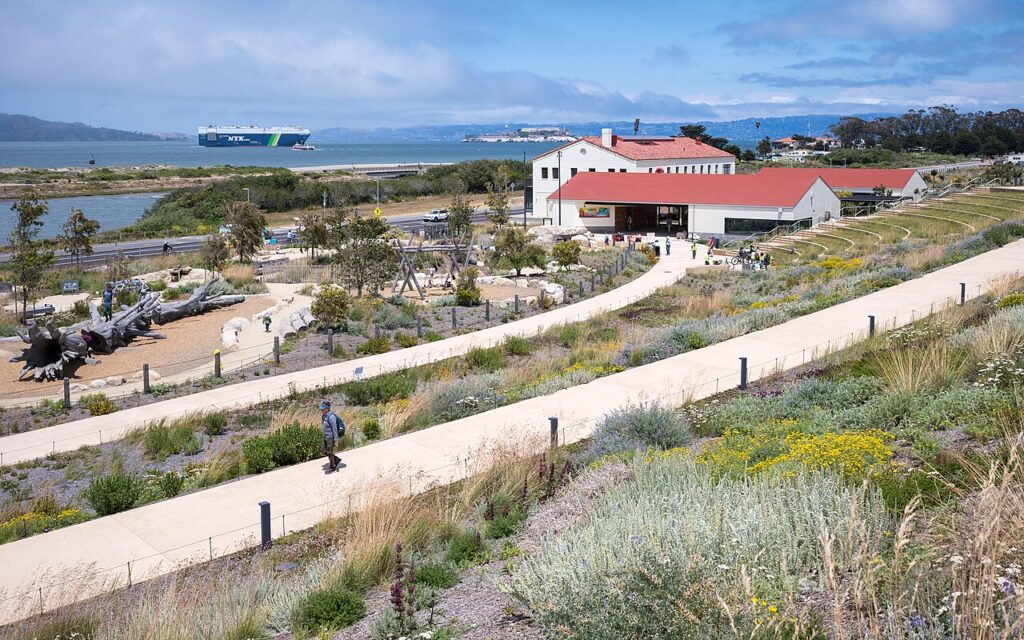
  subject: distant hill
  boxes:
[314,113,895,148]
[0,114,161,142]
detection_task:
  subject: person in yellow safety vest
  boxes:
[691,243,697,259]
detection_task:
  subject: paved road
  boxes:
[2,239,1021,624]
[0,206,522,267]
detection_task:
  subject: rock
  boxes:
[275,562,298,572]
[69,383,89,393]
[149,370,162,381]
[543,282,565,304]
[104,376,125,387]
[570,234,590,244]
[89,379,107,390]
[489,276,515,287]
[221,329,239,350]
[223,316,251,332]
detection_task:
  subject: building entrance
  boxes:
[614,204,687,235]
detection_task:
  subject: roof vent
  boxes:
[601,128,613,148]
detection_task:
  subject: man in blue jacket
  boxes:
[320,400,345,472]
[101,283,114,322]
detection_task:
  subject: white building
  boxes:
[531,128,736,219]
[759,167,929,202]
[547,171,839,238]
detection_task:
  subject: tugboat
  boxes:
[291,142,316,151]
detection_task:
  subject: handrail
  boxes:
[722,220,808,250]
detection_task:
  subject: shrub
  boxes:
[455,265,482,306]
[84,473,144,515]
[745,429,894,477]
[424,330,444,341]
[357,336,391,355]
[415,562,460,589]
[503,334,533,356]
[311,285,351,327]
[394,332,418,348]
[446,529,489,565]
[375,305,416,330]
[158,471,185,498]
[202,412,228,437]
[81,393,117,416]
[242,436,275,474]
[998,292,1024,309]
[292,584,366,633]
[581,403,692,465]
[552,240,582,270]
[266,422,322,466]
[341,372,417,405]
[505,460,887,640]
[485,510,526,539]
[140,421,201,460]
[466,346,508,371]
[362,418,382,441]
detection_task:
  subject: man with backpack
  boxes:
[320,400,345,472]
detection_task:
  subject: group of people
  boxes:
[739,244,772,270]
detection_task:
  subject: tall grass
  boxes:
[874,339,966,393]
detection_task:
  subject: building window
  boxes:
[541,167,548,179]
[724,217,783,234]
[619,168,626,173]
[722,164,732,175]
[589,168,596,172]
[608,168,615,172]
[699,165,704,174]
[552,167,559,179]
[648,168,653,173]
[571,168,578,177]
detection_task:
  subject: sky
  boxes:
[1,0,1022,133]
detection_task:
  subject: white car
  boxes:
[423,209,449,222]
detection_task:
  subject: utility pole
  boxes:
[243,188,250,203]
[375,179,380,204]
[322,190,327,208]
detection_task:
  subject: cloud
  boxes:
[739,72,922,88]
[645,45,690,64]
[785,57,872,70]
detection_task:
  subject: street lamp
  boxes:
[557,149,562,226]
[243,188,250,203]
[375,179,380,204]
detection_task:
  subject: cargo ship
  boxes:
[197,125,311,147]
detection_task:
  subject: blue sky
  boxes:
[1,0,1021,132]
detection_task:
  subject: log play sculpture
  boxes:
[10,279,244,381]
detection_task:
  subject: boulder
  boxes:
[489,277,516,287]
[69,383,89,393]
[571,234,591,244]
[89,379,107,390]
[104,376,125,387]
[543,282,565,304]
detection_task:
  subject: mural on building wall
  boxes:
[580,206,611,218]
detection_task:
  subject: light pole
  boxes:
[243,188,250,203]
[322,190,328,208]
[375,179,380,204]
[557,149,562,226]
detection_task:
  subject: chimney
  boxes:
[601,128,613,148]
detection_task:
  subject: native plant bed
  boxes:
[10,286,1024,639]
[6,226,1024,546]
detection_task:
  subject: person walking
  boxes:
[101,283,114,322]
[691,242,697,260]
[320,400,345,472]
[262,314,272,333]
[665,237,671,255]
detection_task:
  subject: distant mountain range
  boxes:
[0,114,165,142]
[313,114,895,147]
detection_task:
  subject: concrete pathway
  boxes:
[0,246,696,466]
[1,239,1021,623]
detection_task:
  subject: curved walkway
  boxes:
[0,247,701,466]
[2,239,1022,624]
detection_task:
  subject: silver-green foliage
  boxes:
[505,460,888,639]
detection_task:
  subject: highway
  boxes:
[0,206,522,267]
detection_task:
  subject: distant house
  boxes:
[1004,153,1024,166]
[759,167,929,202]
[772,136,839,151]
[546,171,839,237]
[531,128,736,220]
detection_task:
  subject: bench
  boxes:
[24,305,56,319]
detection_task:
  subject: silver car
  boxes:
[423,208,450,222]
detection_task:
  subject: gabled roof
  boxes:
[758,167,920,190]
[533,135,734,162]
[548,172,822,208]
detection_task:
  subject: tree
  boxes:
[8,194,54,321]
[60,208,100,266]
[484,165,512,229]
[551,240,581,270]
[493,227,547,276]
[310,285,351,327]
[335,211,398,297]
[741,149,756,162]
[224,201,267,263]
[448,192,474,238]
[201,234,231,276]
[756,136,773,158]
[299,212,329,259]
[678,124,729,149]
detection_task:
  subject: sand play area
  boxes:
[0,296,274,402]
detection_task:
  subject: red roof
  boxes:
[758,167,919,190]
[548,172,822,208]
[535,136,734,162]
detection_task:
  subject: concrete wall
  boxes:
[792,177,842,224]
[904,172,928,201]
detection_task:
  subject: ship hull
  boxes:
[198,132,310,147]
